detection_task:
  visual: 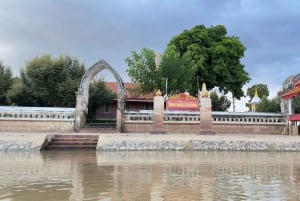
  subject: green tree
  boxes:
[6,77,35,106]
[167,25,250,98]
[88,79,116,119]
[7,55,85,107]
[125,25,250,98]
[125,48,158,94]
[158,45,196,95]
[0,62,13,105]
[55,56,86,107]
[210,91,231,111]
[247,84,269,99]
[256,96,281,113]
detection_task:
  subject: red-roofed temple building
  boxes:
[280,74,300,134]
[95,82,154,119]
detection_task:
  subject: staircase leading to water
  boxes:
[46,134,99,150]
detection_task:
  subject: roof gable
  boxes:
[105,82,154,100]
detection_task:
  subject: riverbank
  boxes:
[97,133,300,151]
[1,132,300,151]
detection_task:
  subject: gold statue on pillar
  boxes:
[201,83,209,98]
[250,86,261,112]
[156,89,162,96]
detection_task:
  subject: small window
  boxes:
[104,104,110,113]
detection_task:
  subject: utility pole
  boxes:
[232,96,235,112]
[165,77,168,98]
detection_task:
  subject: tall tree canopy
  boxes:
[125,48,159,94]
[158,45,196,95]
[126,25,250,98]
[247,84,269,99]
[167,25,250,98]
[0,62,13,105]
[7,55,85,107]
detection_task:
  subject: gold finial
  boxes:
[156,89,162,96]
[250,86,261,112]
[201,83,209,98]
[254,86,259,98]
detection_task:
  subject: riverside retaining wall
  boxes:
[0,133,49,151]
[97,134,300,151]
[1,133,300,152]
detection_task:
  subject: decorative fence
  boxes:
[0,106,76,132]
[0,106,287,133]
[125,110,286,125]
[0,106,75,121]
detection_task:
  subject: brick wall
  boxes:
[0,120,74,132]
[124,122,286,135]
[0,119,286,134]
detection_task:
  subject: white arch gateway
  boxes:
[74,60,126,132]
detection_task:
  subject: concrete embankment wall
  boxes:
[1,133,299,152]
[0,133,50,151]
[97,134,300,151]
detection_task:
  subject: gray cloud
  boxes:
[0,0,299,99]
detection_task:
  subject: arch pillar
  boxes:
[74,89,85,132]
[74,60,125,132]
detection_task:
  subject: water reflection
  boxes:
[0,151,300,201]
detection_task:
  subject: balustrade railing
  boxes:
[125,110,153,121]
[0,107,287,124]
[125,110,287,124]
[212,112,286,124]
[0,106,75,121]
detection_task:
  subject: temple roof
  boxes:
[105,82,154,101]
[280,85,300,99]
[282,73,300,92]
[280,74,300,99]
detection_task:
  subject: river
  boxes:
[0,151,299,201]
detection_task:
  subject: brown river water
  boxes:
[0,151,300,201]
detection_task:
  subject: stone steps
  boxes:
[46,134,99,150]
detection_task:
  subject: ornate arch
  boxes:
[74,60,125,132]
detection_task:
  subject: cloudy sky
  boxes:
[0,0,299,111]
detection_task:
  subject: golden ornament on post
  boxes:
[156,89,162,96]
[201,83,209,98]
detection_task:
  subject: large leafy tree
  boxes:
[167,25,250,98]
[7,55,85,107]
[125,48,158,94]
[125,25,250,98]
[0,62,13,105]
[247,84,269,99]
[158,45,196,95]
[6,77,36,106]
